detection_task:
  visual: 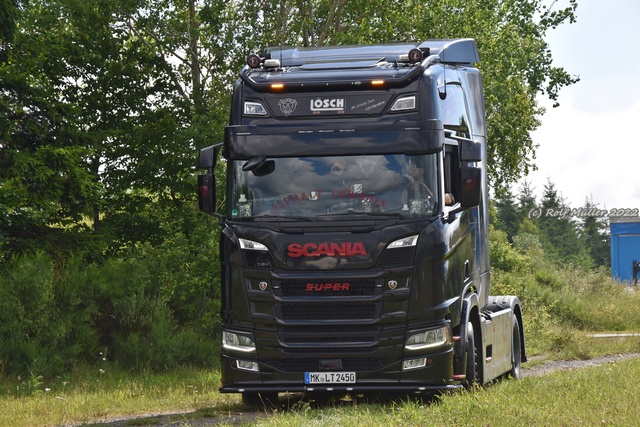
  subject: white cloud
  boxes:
[526,96,640,211]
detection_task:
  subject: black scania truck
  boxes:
[197,39,526,404]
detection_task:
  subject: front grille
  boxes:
[377,247,415,268]
[278,278,377,297]
[284,347,372,354]
[279,302,377,320]
[279,324,379,345]
[283,335,375,344]
[281,325,379,334]
[266,358,388,372]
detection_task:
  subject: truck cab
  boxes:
[198,39,526,403]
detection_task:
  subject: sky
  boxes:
[522,0,640,213]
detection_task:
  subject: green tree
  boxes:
[492,187,521,242]
[0,1,102,257]
[538,179,592,267]
[0,0,233,257]
[0,0,19,45]
[579,195,610,268]
[1,0,579,258]
[250,0,578,188]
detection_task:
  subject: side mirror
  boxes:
[460,167,481,208]
[198,173,215,213]
[197,144,221,215]
[198,145,217,169]
[445,166,481,221]
[459,139,481,162]
[444,131,482,162]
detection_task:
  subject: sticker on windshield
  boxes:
[350,184,363,194]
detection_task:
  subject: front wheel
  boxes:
[464,321,478,388]
[510,317,522,379]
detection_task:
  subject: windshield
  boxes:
[230,154,439,219]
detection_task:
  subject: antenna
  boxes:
[439,45,447,100]
[279,2,285,68]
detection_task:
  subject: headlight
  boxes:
[222,331,256,353]
[405,326,450,350]
[239,238,268,251]
[387,235,418,249]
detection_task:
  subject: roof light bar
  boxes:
[264,59,281,68]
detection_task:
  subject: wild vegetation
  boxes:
[2,1,639,425]
[0,0,623,378]
[2,181,638,420]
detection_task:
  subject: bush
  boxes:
[0,252,96,376]
[0,234,220,377]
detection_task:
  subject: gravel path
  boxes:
[68,353,640,427]
[520,352,640,378]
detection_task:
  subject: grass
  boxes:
[0,368,236,426]
[1,334,639,427]
[244,358,640,427]
[2,262,640,426]
[3,357,639,427]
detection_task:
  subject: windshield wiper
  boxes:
[251,214,316,222]
[318,210,406,219]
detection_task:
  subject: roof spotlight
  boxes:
[408,48,423,63]
[247,54,261,69]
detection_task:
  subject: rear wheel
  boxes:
[464,321,478,388]
[510,317,522,379]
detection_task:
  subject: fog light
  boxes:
[406,326,450,350]
[236,359,259,372]
[403,357,427,371]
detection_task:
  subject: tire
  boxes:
[242,392,279,408]
[464,321,478,388]
[510,317,522,379]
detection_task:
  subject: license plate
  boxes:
[304,372,356,384]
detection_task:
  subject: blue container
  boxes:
[610,217,640,284]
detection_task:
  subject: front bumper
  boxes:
[219,346,462,394]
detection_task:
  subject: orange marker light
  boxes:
[271,83,285,90]
[371,80,385,86]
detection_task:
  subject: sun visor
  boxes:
[224,120,444,159]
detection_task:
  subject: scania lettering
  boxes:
[197,39,527,405]
[287,242,367,258]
